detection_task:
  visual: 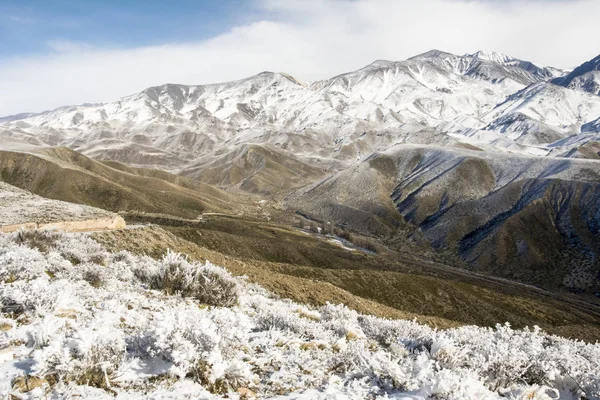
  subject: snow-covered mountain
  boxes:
[553,54,600,95]
[4,50,597,172]
[482,82,600,145]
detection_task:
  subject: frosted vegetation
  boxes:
[0,230,599,399]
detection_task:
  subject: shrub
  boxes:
[0,246,48,282]
[335,228,351,241]
[34,328,126,390]
[347,234,380,253]
[134,251,239,307]
[82,268,104,288]
[14,230,62,253]
[308,222,320,234]
[136,311,220,380]
[211,361,253,394]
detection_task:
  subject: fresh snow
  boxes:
[0,231,599,399]
[1,50,596,172]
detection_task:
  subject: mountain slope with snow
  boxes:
[2,50,600,296]
[2,50,594,172]
[553,54,600,95]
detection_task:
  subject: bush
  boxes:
[35,330,126,390]
[134,251,239,307]
[335,228,351,241]
[308,222,320,234]
[14,230,61,253]
[82,268,104,288]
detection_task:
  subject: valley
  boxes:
[2,49,600,341]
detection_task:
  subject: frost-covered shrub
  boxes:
[28,316,67,348]
[13,229,61,253]
[135,310,221,379]
[81,265,107,288]
[1,231,600,399]
[53,234,106,266]
[357,314,433,348]
[0,246,48,282]
[430,337,469,369]
[210,361,254,394]
[33,327,126,389]
[134,251,239,307]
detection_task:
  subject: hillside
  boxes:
[288,145,600,294]
[2,50,600,298]
[0,181,123,232]
[1,230,599,399]
[0,147,254,219]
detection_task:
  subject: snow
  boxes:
[469,50,515,65]
[0,182,114,226]
[0,231,599,399]
[1,50,596,172]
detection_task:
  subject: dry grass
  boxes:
[93,225,600,342]
[12,375,49,393]
[0,148,251,220]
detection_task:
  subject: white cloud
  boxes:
[0,0,597,115]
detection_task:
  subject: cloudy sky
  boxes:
[0,0,597,116]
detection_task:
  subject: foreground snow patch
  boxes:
[0,231,598,399]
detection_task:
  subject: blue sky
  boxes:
[0,0,597,116]
[0,0,259,57]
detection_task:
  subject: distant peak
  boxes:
[410,49,457,60]
[552,53,600,88]
[279,72,308,87]
[241,71,307,87]
[469,50,515,64]
[369,59,394,67]
[256,71,276,77]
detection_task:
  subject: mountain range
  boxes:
[1,49,600,296]
[3,50,600,169]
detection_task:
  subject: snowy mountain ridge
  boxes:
[1,49,598,171]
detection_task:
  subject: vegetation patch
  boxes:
[134,250,239,307]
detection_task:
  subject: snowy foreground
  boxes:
[0,231,599,399]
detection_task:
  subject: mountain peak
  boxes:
[410,49,457,60]
[368,59,394,68]
[552,54,600,88]
[246,71,306,87]
[469,50,515,64]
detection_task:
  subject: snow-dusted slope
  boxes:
[468,50,565,82]
[483,82,600,145]
[2,50,593,171]
[553,54,600,95]
[1,231,599,399]
[0,181,120,230]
